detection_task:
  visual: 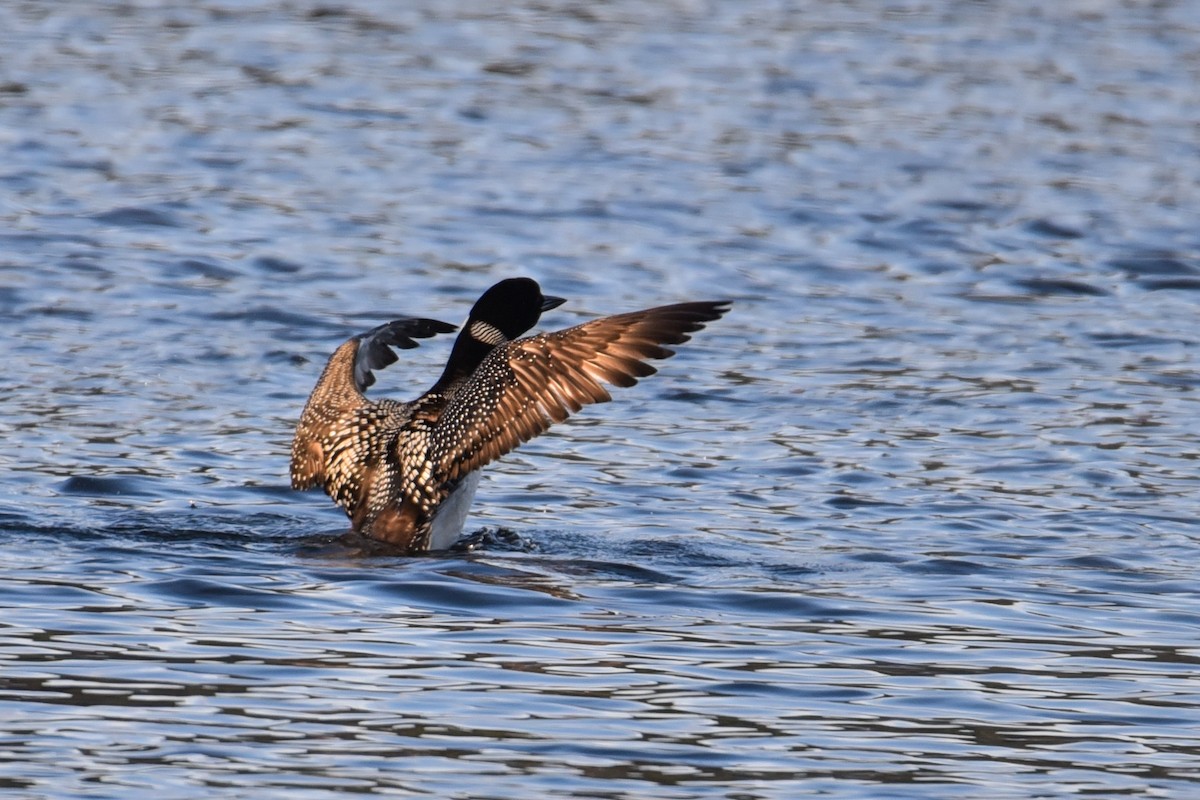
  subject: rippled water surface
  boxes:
[3,1,1200,797]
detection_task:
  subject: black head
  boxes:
[467,277,566,341]
[428,278,566,395]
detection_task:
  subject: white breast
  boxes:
[426,471,482,551]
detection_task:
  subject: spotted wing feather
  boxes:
[291,317,455,507]
[428,301,730,485]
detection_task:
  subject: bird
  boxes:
[290,277,730,553]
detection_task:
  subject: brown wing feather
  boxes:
[290,337,410,523]
[291,338,362,492]
[291,317,454,499]
[429,301,730,484]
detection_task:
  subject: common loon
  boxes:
[290,277,730,553]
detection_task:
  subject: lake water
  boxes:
[2,1,1199,797]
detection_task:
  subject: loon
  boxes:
[290,277,730,553]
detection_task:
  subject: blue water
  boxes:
[2,1,1199,797]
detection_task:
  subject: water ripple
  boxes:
[3,0,1200,797]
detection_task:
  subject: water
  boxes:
[2,1,1199,797]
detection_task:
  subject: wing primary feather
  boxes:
[354,317,457,392]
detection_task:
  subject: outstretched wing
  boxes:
[354,318,458,392]
[426,301,730,485]
[291,317,456,497]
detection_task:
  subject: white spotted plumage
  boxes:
[290,279,729,553]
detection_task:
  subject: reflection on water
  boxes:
[3,0,1200,797]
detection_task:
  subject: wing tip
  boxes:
[354,316,458,392]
